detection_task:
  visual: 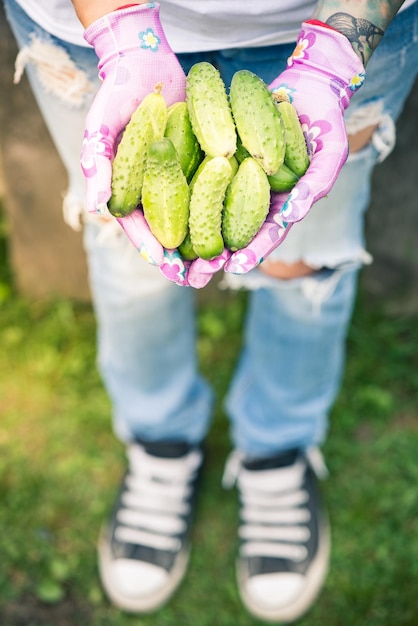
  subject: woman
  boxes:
[4,0,417,621]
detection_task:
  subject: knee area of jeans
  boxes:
[83,223,181,303]
[13,33,96,107]
[258,259,317,281]
[346,100,396,163]
[258,267,359,323]
[92,274,185,318]
[259,102,394,283]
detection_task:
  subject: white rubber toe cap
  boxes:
[245,572,305,610]
[111,559,169,597]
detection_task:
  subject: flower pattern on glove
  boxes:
[81,126,113,178]
[160,250,188,284]
[297,115,330,157]
[288,29,316,65]
[139,28,161,51]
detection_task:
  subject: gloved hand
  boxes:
[81,3,186,267]
[224,20,366,275]
[159,248,232,289]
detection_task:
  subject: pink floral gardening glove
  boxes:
[81,2,186,268]
[224,21,366,275]
[81,2,221,287]
[161,249,232,289]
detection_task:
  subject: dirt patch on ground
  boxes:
[1,596,92,626]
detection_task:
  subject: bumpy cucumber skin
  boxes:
[276,100,310,178]
[222,157,271,251]
[229,70,285,176]
[189,154,238,192]
[268,163,300,192]
[142,138,190,250]
[188,156,233,260]
[108,91,168,218]
[186,62,237,159]
[165,102,203,181]
[141,89,168,141]
[108,116,153,218]
[178,230,198,261]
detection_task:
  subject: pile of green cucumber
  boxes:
[108,63,310,260]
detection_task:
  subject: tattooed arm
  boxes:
[313,0,407,65]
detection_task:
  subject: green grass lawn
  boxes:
[1,207,418,625]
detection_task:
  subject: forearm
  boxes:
[312,0,407,65]
[72,0,146,27]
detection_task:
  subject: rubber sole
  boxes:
[97,529,190,613]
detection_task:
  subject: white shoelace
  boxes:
[114,443,203,552]
[223,447,328,562]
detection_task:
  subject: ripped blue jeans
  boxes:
[5,0,418,456]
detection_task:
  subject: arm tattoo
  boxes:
[313,1,406,65]
[325,13,384,64]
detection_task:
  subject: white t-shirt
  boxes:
[15,0,417,52]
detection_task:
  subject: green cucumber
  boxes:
[188,156,233,260]
[268,163,300,192]
[165,101,203,181]
[229,70,285,176]
[186,62,237,158]
[275,99,310,177]
[108,88,168,217]
[178,230,198,261]
[222,157,271,251]
[142,138,190,249]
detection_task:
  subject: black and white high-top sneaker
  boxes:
[223,446,330,623]
[98,439,204,613]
